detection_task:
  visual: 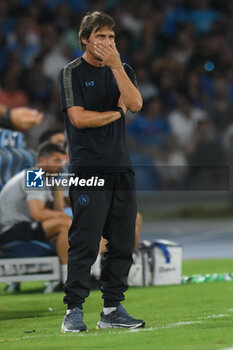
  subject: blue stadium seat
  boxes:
[0,129,14,186]
[0,153,3,189]
[6,130,24,177]
[12,131,35,168]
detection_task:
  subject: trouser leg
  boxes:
[64,183,112,308]
[101,173,137,306]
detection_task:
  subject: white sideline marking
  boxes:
[199,314,229,319]
[171,321,202,326]
[128,321,202,334]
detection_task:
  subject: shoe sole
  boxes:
[61,323,88,333]
[96,320,145,330]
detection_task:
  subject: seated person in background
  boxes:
[0,103,44,131]
[0,142,71,284]
[38,129,70,210]
[39,129,66,149]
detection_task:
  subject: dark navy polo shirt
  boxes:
[59,57,138,173]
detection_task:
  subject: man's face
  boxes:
[82,26,115,60]
[50,133,65,148]
[39,152,66,174]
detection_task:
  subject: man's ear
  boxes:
[81,37,88,47]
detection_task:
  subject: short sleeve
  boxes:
[123,63,138,88]
[59,67,84,112]
[26,189,53,203]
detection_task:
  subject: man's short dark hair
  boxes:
[79,11,116,51]
[38,142,66,159]
[39,129,64,144]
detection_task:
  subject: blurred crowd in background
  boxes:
[0,0,232,190]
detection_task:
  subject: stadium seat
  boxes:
[0,129,14,187]
[12,131,35,168]
[7,130,24,177]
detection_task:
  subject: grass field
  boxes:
[0,259,233,350]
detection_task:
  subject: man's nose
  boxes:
[103,37,111,45]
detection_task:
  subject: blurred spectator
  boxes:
[168,93,208,148]
[115,30,132,64]
[186,119,227,189]
[222,125,233,162]
[206,76,233,131]
[136,67,159,102]
[127,97,171,158]
[0,32,7,73]
[161,0,187,37]
[187,119,225,165]
[0,64,28,107]
[22,55,54,107]
[41,24,70,81]
[0,0,15,37]
[120,4,144,38]
[6,15,40,67]
[171,24,195,65]
[55,2,72,33]
[154,138,188,190]
[188,0,221,34]
[184,70,204,108]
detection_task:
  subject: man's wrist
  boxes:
[1,108,12,129]
[116,107,124,118]
[111,64,124,74]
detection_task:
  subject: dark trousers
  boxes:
[63,172,137,309]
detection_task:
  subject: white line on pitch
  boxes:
[199,314,229,319]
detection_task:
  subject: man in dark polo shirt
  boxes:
[59,11,145,332]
